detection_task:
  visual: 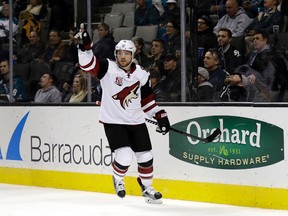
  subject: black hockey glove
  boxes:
[78,30,92,51]
[155,110,170,135]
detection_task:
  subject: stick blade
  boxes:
[206,128,221,143]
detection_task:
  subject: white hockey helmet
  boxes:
[114,40,136,59]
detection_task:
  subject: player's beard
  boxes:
[118,60,132,71]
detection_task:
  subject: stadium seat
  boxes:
[134,25,158,44]
[112,27,135,43]
[29,61,51,81]
[122,11,135,27]
[52,61,75,90]
[111,3,136,14]
[104,13,124,29]
[14,63,31,81]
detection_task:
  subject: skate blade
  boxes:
[144,197,163,204]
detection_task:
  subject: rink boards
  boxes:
[0,104,287,210]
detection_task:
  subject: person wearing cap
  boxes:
[160,53,182,101]
[160,0,185,26]
[220,72,248,101]
[159,0,189,38]
[185,14,217,66]
[197,67,214,102]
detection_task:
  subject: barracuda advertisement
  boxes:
[0,109,113,172]
[169,116,284,169]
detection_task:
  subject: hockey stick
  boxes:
[145,118,221,143]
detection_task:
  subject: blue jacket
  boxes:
[134,4,160,26]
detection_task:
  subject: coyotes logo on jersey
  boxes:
[112,81,140,109]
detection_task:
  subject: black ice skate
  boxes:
[113,176,126,198]
[137,177,162,204]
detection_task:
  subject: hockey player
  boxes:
[77,31,170,204]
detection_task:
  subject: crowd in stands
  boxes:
[0,0,288,103]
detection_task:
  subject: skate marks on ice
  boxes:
[0,184,286,216]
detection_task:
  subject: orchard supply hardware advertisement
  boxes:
[169,116,284,169]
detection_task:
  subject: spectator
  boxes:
[19,0,47,46]
[220,72,248,101]
[203,49,227,100]
[132,36,151,69]
[152,0,165,16]
[197,0,216,17]
[149,67,169,102]
[0,4,18,45]
[134,0,161,26]
[217,28,244,74]
[197,67,214,102]
[0,59,26,102]
[161,20,180,56]
[196,67,214,102]
[244,0,284,53]
[41,29,68,68]
[62,72,88,103]
[64,27,79,66]
[16,30,45,64]
[160,53,181,101]
[13,0,28,19]
[243,30,287,102]
[213,0,253,37]
[243,0,264,18]
[92,23,116,60]
[160,0,183,26]
[34,73,61,103]
[186,15,217,65]
[210,0,228,18]
[47,0,70,31]
[148,38,166,76]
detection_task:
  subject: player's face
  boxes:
[218,31,230,47]
[116,50,133,68]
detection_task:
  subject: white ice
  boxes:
[0,184,287,216]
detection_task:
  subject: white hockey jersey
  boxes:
[78,49,161,125]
